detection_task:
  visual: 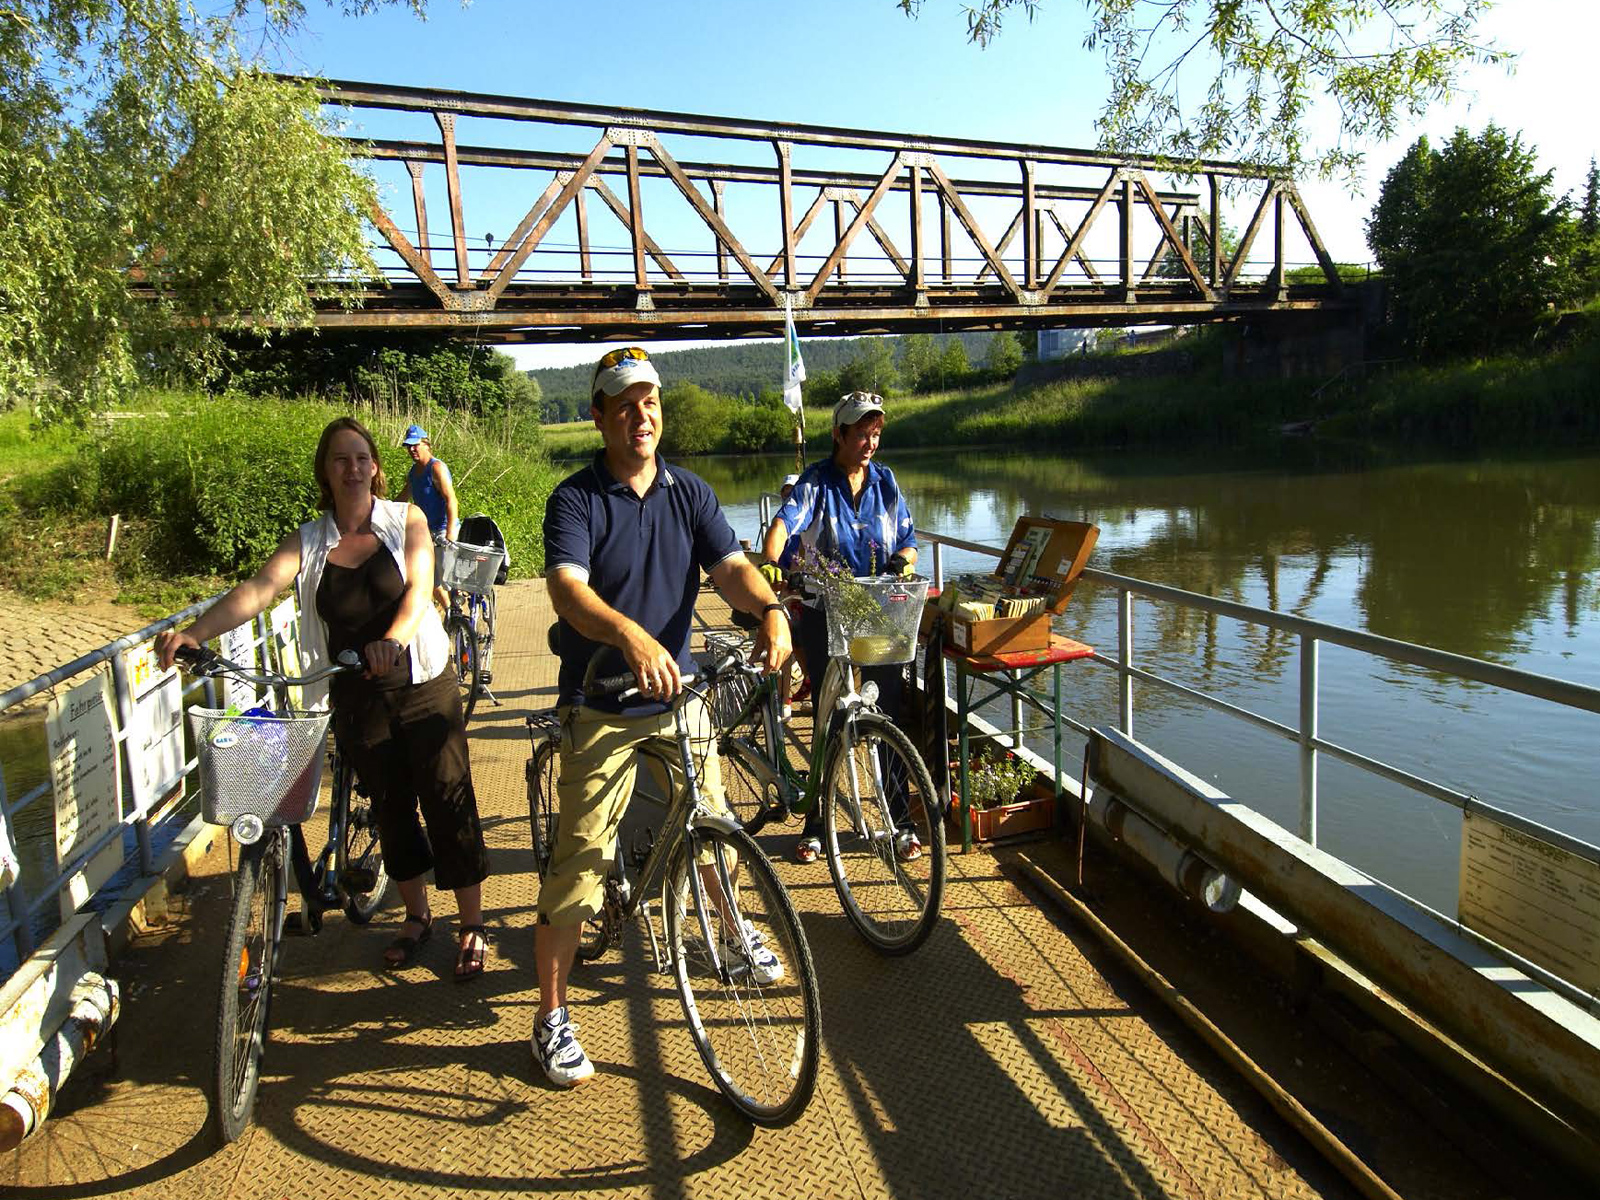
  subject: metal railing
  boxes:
[921,529,1600,865]
[0,596,287,971]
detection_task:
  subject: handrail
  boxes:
[916,526,1600,874]
[0,590,252,969]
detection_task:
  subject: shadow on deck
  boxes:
[6,580,1550,1199]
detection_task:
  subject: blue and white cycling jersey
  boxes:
[773,457,917,577]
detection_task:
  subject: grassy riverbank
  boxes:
[0,395,561,612]
[545,320,1600,462]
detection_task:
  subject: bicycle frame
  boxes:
[719,656,875,819]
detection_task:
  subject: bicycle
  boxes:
[525,653,821,1126]
[438,534,505,721]
[179,645,390,1144]
[705,573,946,956]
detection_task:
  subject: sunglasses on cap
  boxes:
[594,346,650,372]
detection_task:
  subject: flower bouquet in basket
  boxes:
[794,543,927,666]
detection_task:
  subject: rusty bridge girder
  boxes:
[298,77,1354,344]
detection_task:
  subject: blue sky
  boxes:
[268,0,1598,369]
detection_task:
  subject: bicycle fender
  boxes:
[690,812,743,837]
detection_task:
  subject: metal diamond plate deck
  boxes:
[4,580,1469,1199]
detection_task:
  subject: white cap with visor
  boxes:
[592,346,662,398]
[832,391,885,428]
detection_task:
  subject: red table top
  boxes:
[944,634,1094,673]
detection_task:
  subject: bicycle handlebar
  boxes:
[175,644,362,689]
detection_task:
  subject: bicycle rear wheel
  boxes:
[821,711,946,955]
[526,738,608,960]
[666,825,820,1126]
[447,612,480,721]
[214,833,285,1144]
[334,753,388,924]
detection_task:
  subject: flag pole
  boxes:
[783,294,807,474]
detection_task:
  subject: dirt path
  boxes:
[0,588,155,703]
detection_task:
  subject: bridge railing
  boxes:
[293,77,1353,339]
[919,528,1600,1009]
[0,599,297,976]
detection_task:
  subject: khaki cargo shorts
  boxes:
[536,697,732,927]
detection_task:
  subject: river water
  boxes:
[702,444,1600,916]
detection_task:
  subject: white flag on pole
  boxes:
[783,296,806,417]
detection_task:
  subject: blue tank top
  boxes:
[408,459,452,533]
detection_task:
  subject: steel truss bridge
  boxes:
[305,77,1355,344]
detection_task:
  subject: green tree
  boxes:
[1578,158,1600,296]
[1366,126,1577,356]
[897,1,1499,178]
[984,331,1025,379]
[899,333,940,392]
[936,339,971,390]
[838,340,899,396]
[2,1,425,424]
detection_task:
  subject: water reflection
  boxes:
[698,444,1600,912]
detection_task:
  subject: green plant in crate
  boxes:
[964,749,1038,810]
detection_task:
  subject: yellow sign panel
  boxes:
[1459,811,1600,995]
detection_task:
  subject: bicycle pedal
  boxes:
[340,867,378,893]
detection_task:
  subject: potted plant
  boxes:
[949,747,1056,842]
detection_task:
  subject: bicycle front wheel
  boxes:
[666,825,820,1126]
[821,711,946,955]
[447,613,480,721]
[214,833,286,1144]
[334,754,389,925]
[527,738,559,877]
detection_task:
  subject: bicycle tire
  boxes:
[448,612,480,721]
[527,738,559,877]
[821,711,946,955]
[334,753,389,924]
[213,834,285,1144]
[479,589,497,675]
[526,737,609,961]
[665,825,820,1126]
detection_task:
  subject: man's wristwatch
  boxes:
[759,602,786,617]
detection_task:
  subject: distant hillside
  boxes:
[532,332,994,421]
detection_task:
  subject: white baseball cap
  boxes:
[781,473,800,487]
[591,346,662,398]
[832,391,885,428]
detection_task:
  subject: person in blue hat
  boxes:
[396,424,459,608]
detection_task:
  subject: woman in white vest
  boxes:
[157,417,491,980]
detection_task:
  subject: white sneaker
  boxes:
[532,1006,595,1087]
[720,919,784,985]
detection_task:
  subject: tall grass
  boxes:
[4,390,560,607]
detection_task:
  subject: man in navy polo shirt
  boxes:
[533,346,791,1088]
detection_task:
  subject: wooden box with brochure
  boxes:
[928,516,1099,656]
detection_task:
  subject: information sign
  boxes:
[47,670,122,922]
[269,598,301,679]
[1459,811,1600,995]
[219,622,259,711]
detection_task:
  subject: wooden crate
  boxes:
[946,608,1051,655]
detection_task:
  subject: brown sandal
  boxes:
[384,912,432,968]
[454,924,488,982]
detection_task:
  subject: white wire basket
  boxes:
[439,539,506,596]
[823,575,929,665]
[189,708,331,827]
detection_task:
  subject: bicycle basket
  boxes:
[439,539,505,596]
[189,708,331,827]
[823,575,929,665]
